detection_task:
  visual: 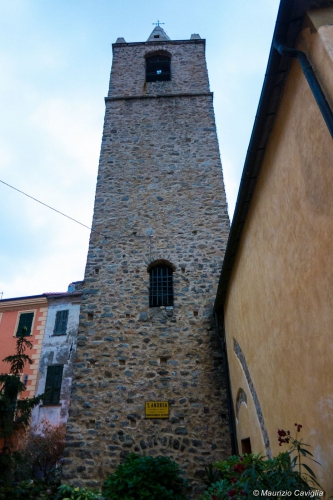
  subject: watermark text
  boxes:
[252,490,323,497]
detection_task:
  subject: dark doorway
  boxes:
[241,437,252,454]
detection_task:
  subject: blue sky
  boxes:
[0,0,280,298]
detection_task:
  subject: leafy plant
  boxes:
[102,453,187,500]
[277,423,321,487]
[0,478,58,500]
[197,462,222,487]
[199,425,323,500]
[0,481,101,500]
[56,484,101,500]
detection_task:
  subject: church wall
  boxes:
[63,36,231,493]
[223,11,333,494]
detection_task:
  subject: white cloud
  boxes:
[0,241,88,299]
[0,140,14,173]
[0,0,281,299]
[29,97,101,176]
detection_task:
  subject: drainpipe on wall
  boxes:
[274,42,333,138]
[214,312,238,455]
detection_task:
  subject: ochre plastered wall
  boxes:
[223,12,333,495]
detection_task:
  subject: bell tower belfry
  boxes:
[64,27,231,493]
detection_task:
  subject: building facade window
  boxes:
[44,365,63,405]
[53,310,69,336]
[149,264,173,307]
[146,55,171,82]
[16,312,34,337]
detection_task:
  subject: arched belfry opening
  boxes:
[145,53,171,82]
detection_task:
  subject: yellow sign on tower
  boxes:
[145,401,169,419]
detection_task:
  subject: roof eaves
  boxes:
[214,0,333,311]
[0,291,82,303]
[0,294,47,303]
[45,292,82,299]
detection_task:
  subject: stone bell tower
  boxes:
[64,26,231,493]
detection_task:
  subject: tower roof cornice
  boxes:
[112,39,205,51]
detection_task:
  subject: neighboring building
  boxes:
[215,0,333,494]
[0,294,48,399]
[63,26,231,493]
[32,282,83,427]
[0,282,82,429]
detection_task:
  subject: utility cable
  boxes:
[0,177,101,232]
[0,178,150,241]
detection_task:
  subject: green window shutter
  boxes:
[16,312,34,337]
[53,310,69,335]
[44,365,63,405]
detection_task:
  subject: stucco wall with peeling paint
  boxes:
[32,292,81,427]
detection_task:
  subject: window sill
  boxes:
[51,334,67,337]
[149,306,174,309]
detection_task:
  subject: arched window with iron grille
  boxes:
[146,55,171,82]
[149,264,173,307]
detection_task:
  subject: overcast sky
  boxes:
[0,0,280,299]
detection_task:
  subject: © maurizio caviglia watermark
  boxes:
[252,490,323,497]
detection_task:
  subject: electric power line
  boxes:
[0,178,150,241]
[0,177,100,230]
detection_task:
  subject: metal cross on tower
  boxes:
[152,20,165,26]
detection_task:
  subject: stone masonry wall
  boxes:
[63,37,231,496]
[109,39,209,97]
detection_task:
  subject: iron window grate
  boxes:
[149,265,173,307]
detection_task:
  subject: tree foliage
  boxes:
[19,418,66,481]
[0,336,44,477]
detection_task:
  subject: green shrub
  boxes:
[199,424,323,500]
[0,479,58,500]
[200,453,318,499]
[102,453,187,500]
[0,481,101,500]
[56,484,101,499]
